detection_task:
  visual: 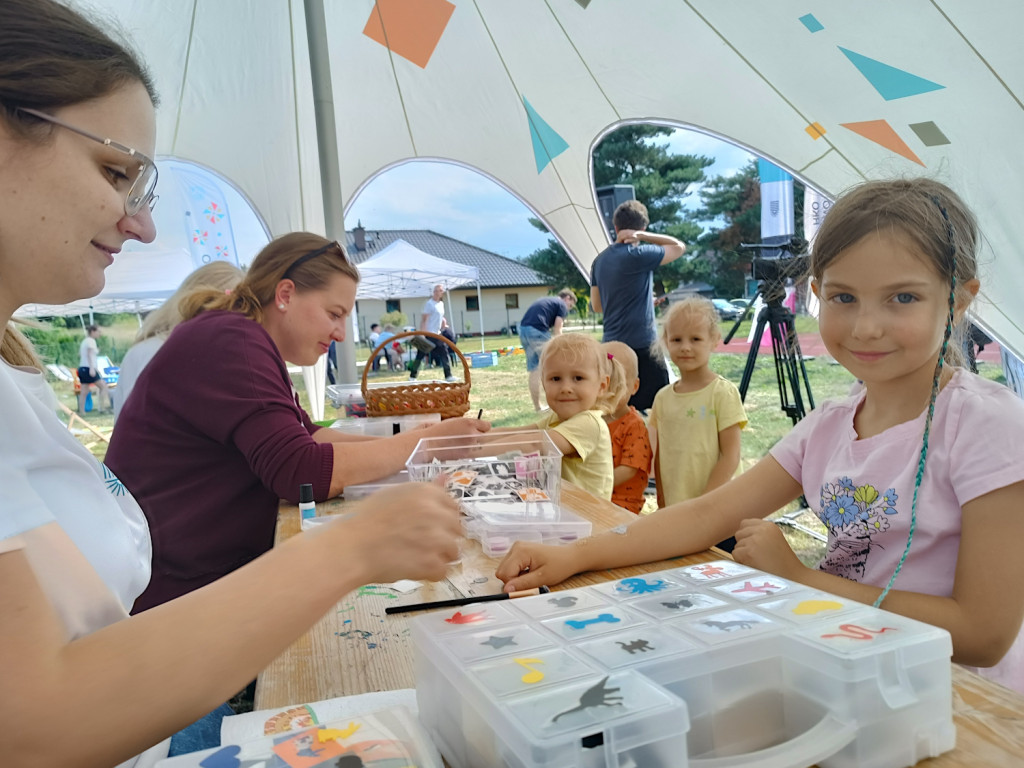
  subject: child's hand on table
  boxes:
[495,540,584,593]
[732,519,806,581]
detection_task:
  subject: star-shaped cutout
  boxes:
[481,634,517,649]
[686,408,696,418]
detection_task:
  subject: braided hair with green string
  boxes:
[808,178,980,607]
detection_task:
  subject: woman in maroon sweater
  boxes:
[107,233,489,612]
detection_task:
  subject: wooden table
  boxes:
[256,485,1024,767]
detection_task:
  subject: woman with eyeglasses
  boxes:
[107,233,490,614]
[0,1,472,765]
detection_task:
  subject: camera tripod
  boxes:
[724,274,814,426]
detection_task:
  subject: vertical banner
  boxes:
[802,187,833,318]
[177,166,239,268]
[758,159,794,242]
[751,160,796,342]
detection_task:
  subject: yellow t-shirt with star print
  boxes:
[649,375,747,506]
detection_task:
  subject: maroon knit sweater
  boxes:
[107,311,334,613]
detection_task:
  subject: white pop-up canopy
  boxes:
[356,239,479,298]
[356,239,485,352]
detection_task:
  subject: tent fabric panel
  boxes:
[107,0,324,240]
[69,0,1024,360]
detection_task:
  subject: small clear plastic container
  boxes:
[406,430,562,506]
[330,412,441,436]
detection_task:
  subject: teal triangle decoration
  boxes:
[839,47,944,101]
[523,97,569,173]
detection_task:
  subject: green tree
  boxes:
[592,126,708,295]
[522,125,714,303]
[593,125,711,236]
[523,218,590,292]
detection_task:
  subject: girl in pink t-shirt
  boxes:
[497,178,1024,693]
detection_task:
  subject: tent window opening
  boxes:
[385,299,401,313]
[466,295,480,311]
[505,293,519,309]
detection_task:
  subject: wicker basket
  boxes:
[362,330,472,419]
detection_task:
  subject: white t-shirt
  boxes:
[421,297,445,334]
[0,360,166,766]
[79,334,98,369]
[113,336,164,422]
[770,368,1024,693]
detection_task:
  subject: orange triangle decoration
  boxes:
[363,0,455,69]
[840,120,924,166]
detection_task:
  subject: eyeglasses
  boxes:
[283,241,345,279]
[18,107,159,217]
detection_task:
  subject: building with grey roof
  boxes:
[346,224,554,340]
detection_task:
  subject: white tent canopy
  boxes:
[74,0,1024,370]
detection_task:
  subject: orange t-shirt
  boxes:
[606,407,652,514]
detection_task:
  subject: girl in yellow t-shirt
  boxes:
[649,297,747,508]
[529,333,626,500]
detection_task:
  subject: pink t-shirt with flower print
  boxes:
[770,368,1024,693]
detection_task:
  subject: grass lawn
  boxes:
[58,317,1008,566]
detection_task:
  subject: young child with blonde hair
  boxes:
[649,297,747,508]
[522,333,625,499]
[600,341,652,514]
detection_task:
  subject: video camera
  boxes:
[738,236,809,285]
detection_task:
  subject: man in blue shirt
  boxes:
[519,288,577,410]
[590,200,686,412]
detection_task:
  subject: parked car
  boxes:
[711,298,743,321]
[729,297,751,310]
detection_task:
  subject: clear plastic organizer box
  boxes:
[406,430,564,508]
[406,431,591,554]
[412,561,954,768]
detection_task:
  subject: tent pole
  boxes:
[304,0,350,420]
[477,283,484,351]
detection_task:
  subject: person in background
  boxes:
[0,2,466,764]
[77,324,111,414]
[410,283,454,381]
[114,261,243,421]
[519,288,577,411]
[498,333,624,500]
[108,234,490,613]
[600,342,652,515]
[376,322,402,370]
[368,322,382,371]
[590,200,686,413]
[497,178,1024,695]
[326,339,338,385]
[440,323,459,367]
[368,321,385,372]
